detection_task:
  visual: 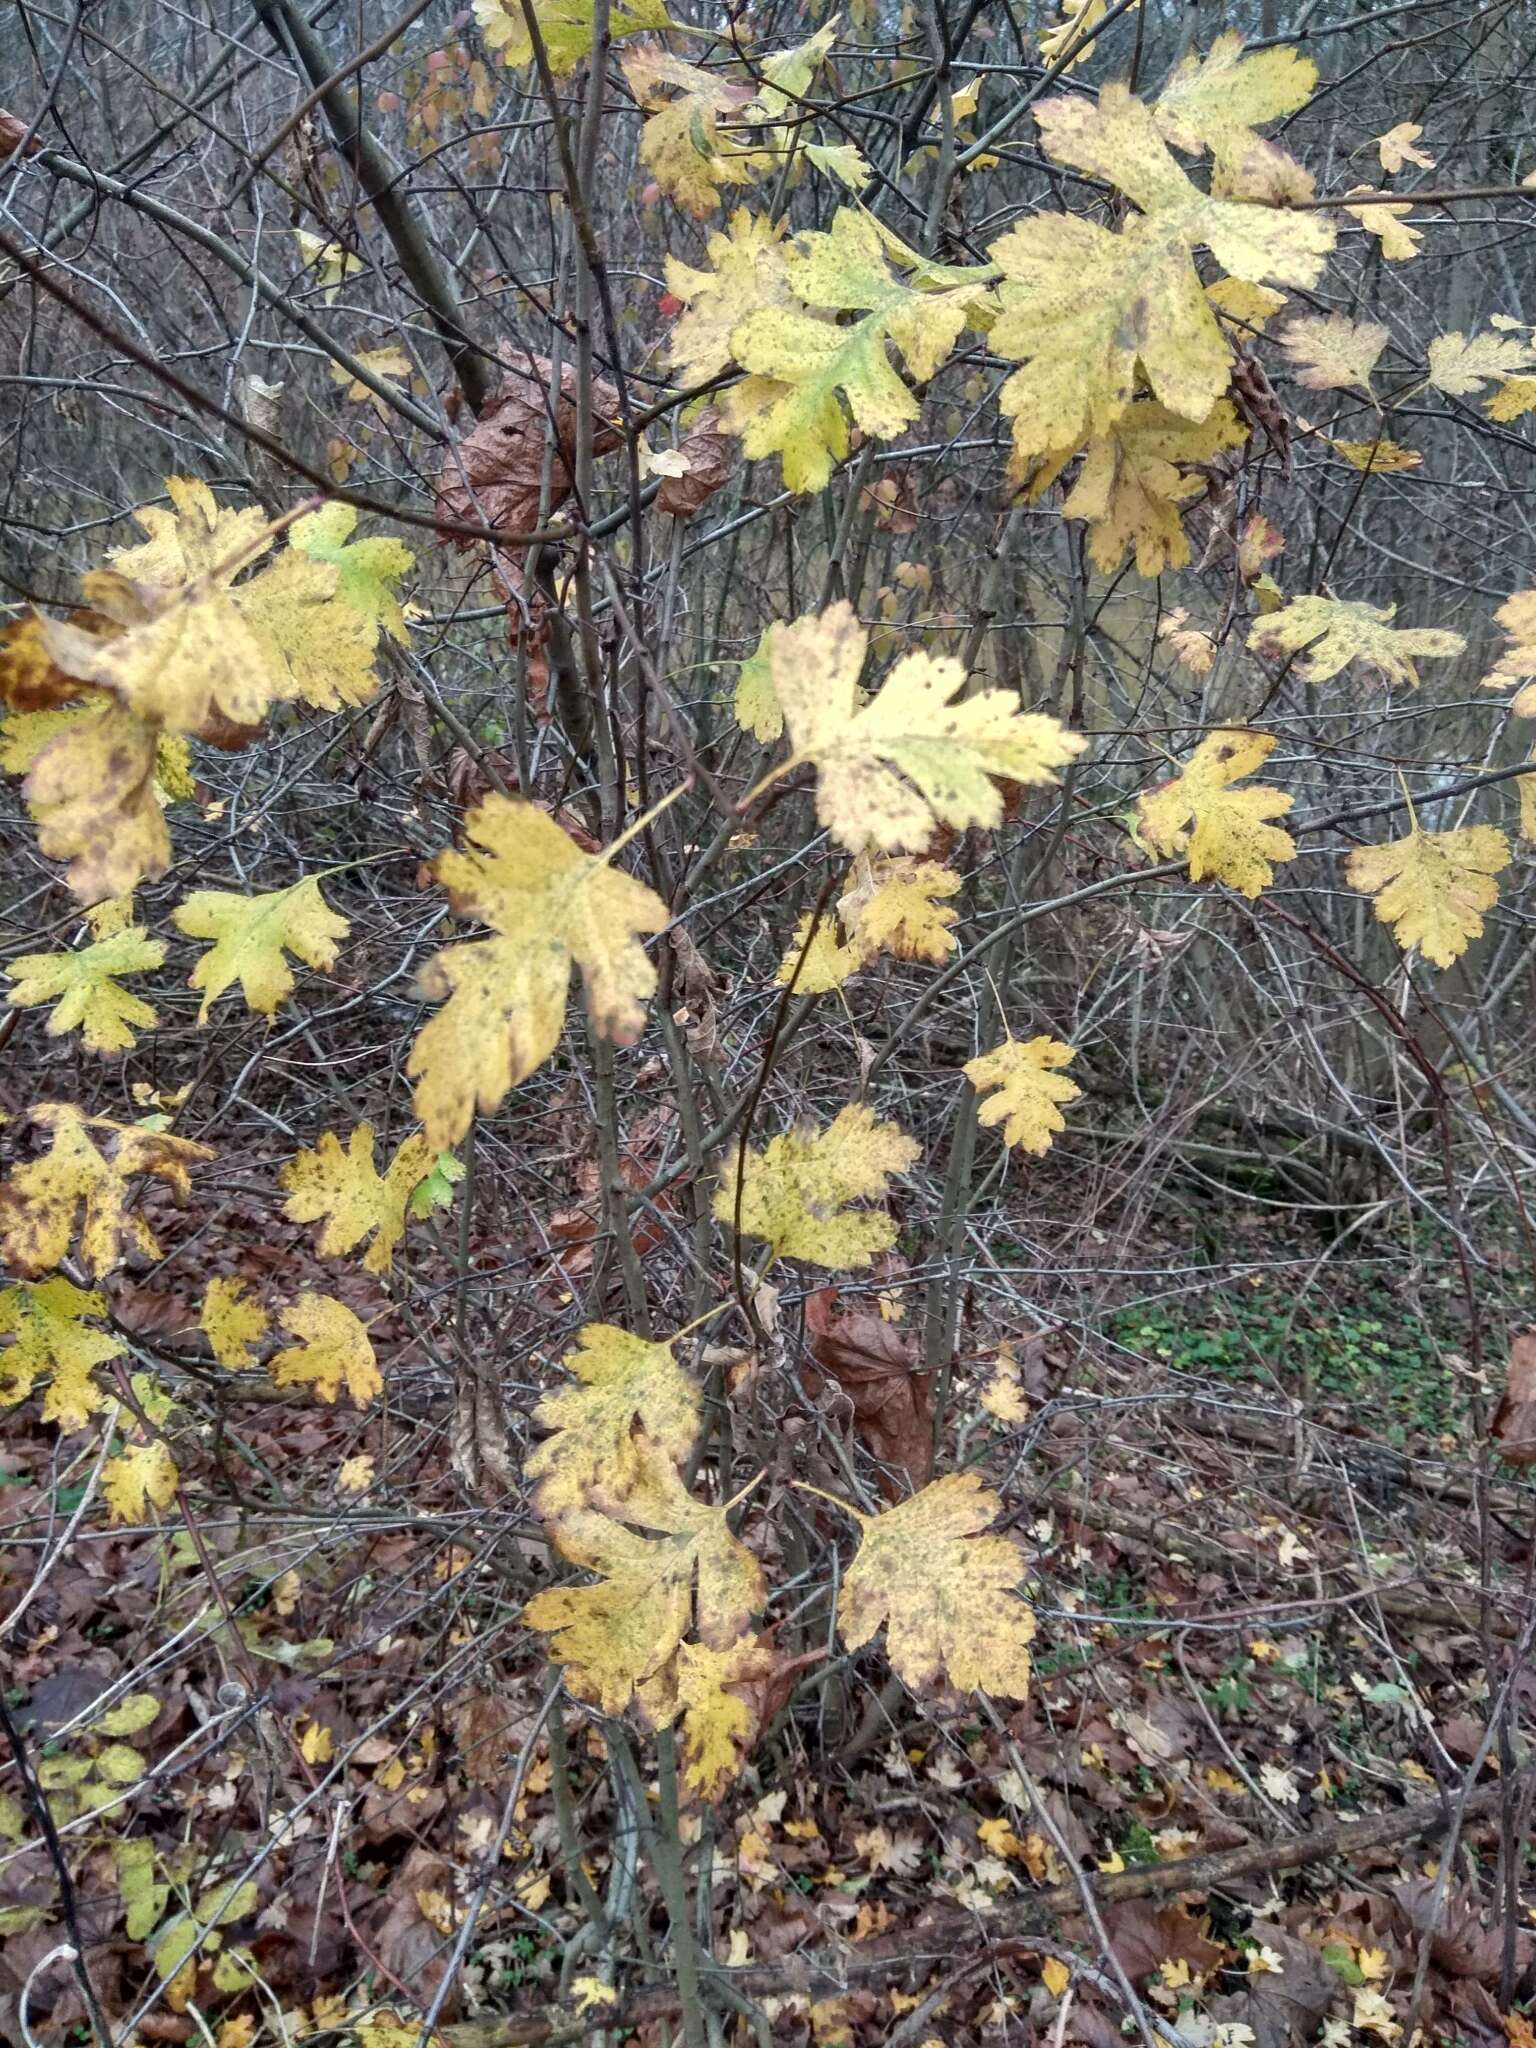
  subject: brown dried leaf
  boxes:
[803,1286,932,1495]
[1491,1328,1536,1466]
[656,408,734,518]
[435,349,623,544]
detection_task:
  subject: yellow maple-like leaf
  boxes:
[292,228,364,299]
[330,344,413,418]
[474,0,672,75]
[1136,729,1296,899]
[1039,0,1131,69]
[524,1453,765,1714]
[1344,187,1421,261]
[1055,399,1247,576]
[980,1346,1030,1425]
[841,857,961,963]
[835,1470,1034,1698]
[269,1293,381,1407]
[776,910,866,993]
[1251,595,1464,686]
[17,701,173,904]
[0,1104,214,1279]
[1483,375,1536,424]
[278,1124,433,1275]
[0,1276,123,1425]
[1041,1956,1072,1998]
[200,1277,269,1369]
[733,627,782,742]
[1376,121,1435,173]
[1345,822,1510,969]
[638,1633,775,1800]
[1279,314,1388,390]
[665,208,792,388]
[338,1452,376,1493]
[103,1439,179,1523]
[728,209,988,493]
[992,83,1332,466]
[1153,32,1317,178]
[1158,609,1217,674]
[7,923,165,1052]
[1328,437,1421,473]
[172,877,349,1022]
[624,46,756,217]
[964,1035,1081,1154]
[1482,588,1536,712]
[714,1103,918,1269]
[408,797,668,1149]
[1205,277,1287,334]
[526,1323,702,1518]
[1426,329,1534,397]
[766,601,1084,854]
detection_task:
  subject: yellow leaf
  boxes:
[777,910,867,993]
[115,1837,169,1942]
[293,228,363,298]
[7,924,165,1052]
[1344,187,1421,261]
[714,1103,918,1269]
[408,796,668,1149]
[1376,122,1435,173]
[1483,375,1536,424]
[767,601,1083,854]
[728,209,988,493]
[524,1451,765,1714]
[835,1471,1035,1697]
[1039,0,1133,69]
[734,627,783,742]
[1427,329,1534,397]
[1345,822,1510,969]
[289,502,414,650]
[0,1103,213,1279]
[1251,595,1464,686]
[299,1718,334,1764]
[980,1346,1030,1425]
[474,0,672,76]
[1136,729,1295,899]
[269,1292,382,1407]
[1482,588,1536,713]
[200,1277,269,1370]
[1279,314,1388,390]
[665,208,792,388]
[570,1977,619,2015]
[805,140,872,192]
[638,1633,775,1799]
[330,344,413,415]
[1041,1957,1071,1997]
[526,1322,702,1518]
[103,1440,178,1522]
[172,876,348,1022]
[1153,32,1317,177]
[0,1277,122,1426]
[623,46,757,217]
[1328,438,1422,473]
[338,1452,376,1493]
[17,701,172,904]
[1056,399,1247,576]
[965,1035,1081,1155]
[1205,277,1287,333]
[279,1124,433,1276]
[840,857,961,963]
[1158,609,1217,675]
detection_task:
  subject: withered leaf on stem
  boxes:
[803,1285,932,1497]
[1491,1327,1536,1465]
[655,407,734,518]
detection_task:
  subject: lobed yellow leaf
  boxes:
[103,1440,179,1523]
[173,877,349,1022]
[200,1277,270,1370]
[638,1633,775,1800]
[278,1124,433,1275]
[1136,729,1295,899]
[1376,122,1435,174]
[715,1102,917,1269]
[408,797,668,1149]
[624,46,757,217]
[7,923,165,1053]
[527,1323,702,1518]
[474,0,673,76]
[835,1471,1035,1698]
[766,601,1084,853]
[964,1035,1081,1155]
[1482,588,1536,712]
[665,209,792,388]
[1153,32,1317,177]
[840,856,961,964]
[19,702,172,904]
[1328,437,1421,473]
[1345,822,1510,969]
[1279,314,1388,391]
[269,1293,381,1407]
[1251,595,1464,687]
[1344,187,1421,261]
[1056,399,1247,576]
[0,1104,214,1279]
[776,910,866,992]
[1426,329,1535,398]
[1484,375,1536,424]
[733,627,783,742]
[0,1276,123,1426]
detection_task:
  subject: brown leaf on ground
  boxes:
[803,1286,933,1495]
[1491,1327,1536,1464]
[656,407,734,518]
[1207,1925,1334,2048]
[1099,1899,1224,1980]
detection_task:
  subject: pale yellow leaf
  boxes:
[1427,329,1535,397]
[714,1103,918,1269]
[173,877,348,1023]
[103,1440,178,1522]
[200,1277,269,1369]
[1345,822,1509,968]
[527,1323,701,1518]
[1376,122,1434,173]
[7,924,165,1052]
[269,1292,381,1407]
[1136,729,1295,899]
[1278,314,1388,390]
[965,1035,1081,1154]
[1251,595,1464,686]
[279,1124,433,1275]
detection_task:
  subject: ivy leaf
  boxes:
[278,1124,434,1276]
[523,1453,765,1714]
[1278,314,1389,391]
[623,46,756,217]
[0,1104,214,1279]
[7,922,166,1053]
[665,209,792,387]
[840,857,962,964]
[1055,398,1247,575]
[291,502,413,645]
[1345,823,1510,969]
[0,1277,123,1427]
[172,877,349,1022]
[1251,596,1465,686]
[964,1035,1081,1155]
[526,1323,702,1518]
[103,1440,179,1523]
[408,796,668,1150]
[637,1633,776,1800]
[1426,329,1535,397]
[834,1470,1035,1698]
[767,601,1084,853]
[1481,588,1536,712]
[1136,729,1296,899]
[474,0,674,76]
[1152,31,1318,177]
[269,1293,381,1407]
[729,210,987,493]
[200,1277,269,1370]
[714,1103,918,1269]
